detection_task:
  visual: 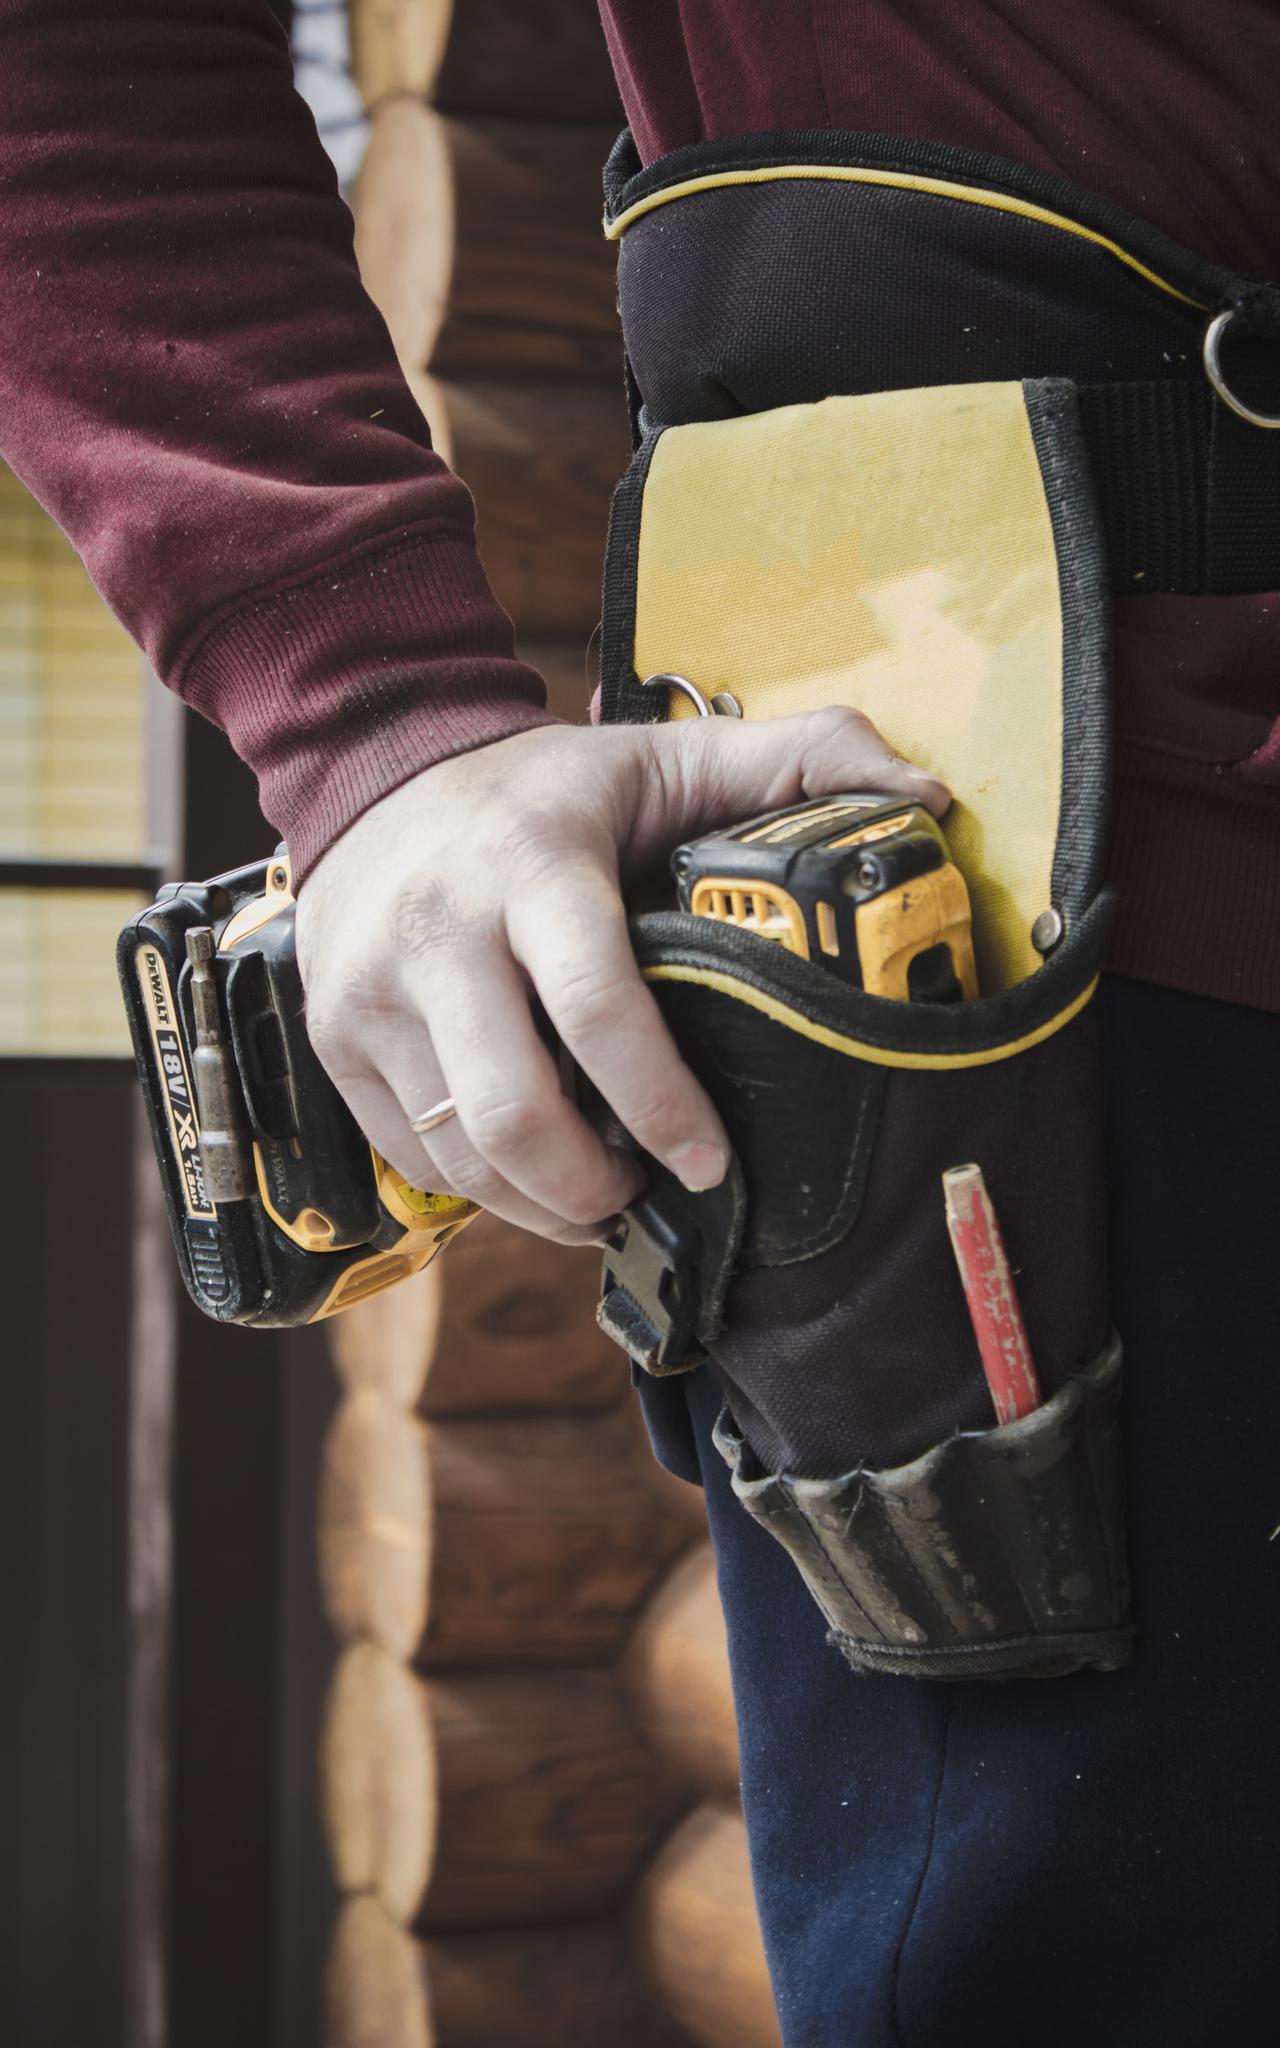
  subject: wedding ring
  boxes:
[409,1097,457,1135]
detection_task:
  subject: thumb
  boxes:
[629,704,951,861]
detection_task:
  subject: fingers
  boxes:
[313,880,704,1234]
[398,949,647,1228]
[317,1052,611,1247]
[506,858,730,1194]
[318,1058,443,1191]
[296,709,951,1253]
[625,703,951,870]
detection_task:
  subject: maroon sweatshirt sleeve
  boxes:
[0,0,556,881]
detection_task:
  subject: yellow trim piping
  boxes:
[641,965,1099,1070]
[605,166,1205,310]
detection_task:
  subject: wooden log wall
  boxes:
[349,0,630,718]
[324,7,782,2042]
[320,1223,781,2047]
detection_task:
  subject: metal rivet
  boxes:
[1031,908,1064,954]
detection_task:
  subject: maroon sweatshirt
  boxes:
[1,3,1278,1003]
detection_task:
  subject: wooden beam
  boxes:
[350,0,621,122]
[624,1543,740,1797]
[420,1923,687,2047]
[324,1899,689,2048]
[324,1896,433,2048]
[331,1216,626,1419]
[417,1667,685,1931]
[321,1641,437,1924]
[518,635,599,723]
[379,374,627,635]
[318,1393,704,1665]
[445,379,629,633]
[639,1804,783,2048]
[320,1654,685,1933]
[355,106,621,382]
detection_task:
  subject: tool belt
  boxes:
[593,129,1280,1681]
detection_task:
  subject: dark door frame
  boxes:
[2,706,335,2048]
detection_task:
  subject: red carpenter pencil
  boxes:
[942,1163,1042,1425]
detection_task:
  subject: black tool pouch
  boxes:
[605,887,1129,1681]
[595,292,1146,1673]
[713,1344,1125,1682]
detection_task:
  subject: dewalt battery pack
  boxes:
[673,793,978,1001]
[118,852,475,1326]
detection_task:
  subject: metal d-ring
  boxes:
[639,672,744,717]
[1203,309,1280,430]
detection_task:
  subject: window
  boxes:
[0,464,165,1056]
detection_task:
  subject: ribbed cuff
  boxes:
[173,524,561,882]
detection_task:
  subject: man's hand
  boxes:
[295,711,949,1245]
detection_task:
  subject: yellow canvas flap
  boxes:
[632,383,1067,992]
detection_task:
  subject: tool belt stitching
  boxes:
[628,891,1113,1059]
[802,1475,957,1644]
[639,964,1100,1071]
[604,128,1280,598]
[724,1441,905,1646]
[602,126,1239,306]
[764,1063,883,1266]
[835,1626,1135,1679]
[1026,383,1113,917]
[605,161,1205,310]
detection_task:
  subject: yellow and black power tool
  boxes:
[119,796,975,1328]
[672,791,978,1001]
[118,852,477,1327]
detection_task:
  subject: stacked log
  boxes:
[349,0,630,718]
[625,1553,782,2048]
[319,1234,787,2037]
[322,1227,708,1653]
[350,1,620,121]
[319,1221,707,2045]
[324,7,781,2041]
[327,1896,666,2048]
[639,1808,782,2048]
[319,1216,781,2047]
[353,107,621,382]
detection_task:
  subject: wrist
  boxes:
[176,528,557,884]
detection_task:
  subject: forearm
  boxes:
[0,0,553,877]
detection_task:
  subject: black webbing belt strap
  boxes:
[629,374,1280,598]
[1080,373,1280,595]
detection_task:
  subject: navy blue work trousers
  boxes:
[649,977,1280,2047]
